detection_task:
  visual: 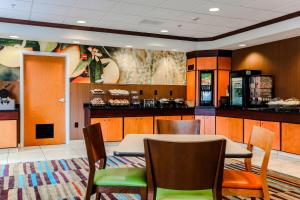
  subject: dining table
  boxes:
[113,134,252,158]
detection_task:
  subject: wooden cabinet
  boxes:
[91,118,123,142]
[154,115,181,133]
[216,70,230,107]
[244,119,280,150]
[124,117,153,136]
[195,115,215,135]
[217,57,231,70]
[244,119,261,143]
[282,123,300,155]
[0,120,17,148]
[216,117,243,142]
[182,115,194,120]
[260,121,280,150]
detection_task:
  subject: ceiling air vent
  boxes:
[139,19,163,26]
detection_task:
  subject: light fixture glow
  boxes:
[160,29,169,33]
[209,7,220,12]
[73,41,80,44]
[9,35,19,39]
[76,20,87,24]
[239,44,247,47]
[125,45,133,48]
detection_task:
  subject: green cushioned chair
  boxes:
[144,138,226,200]
[83,123,147,200]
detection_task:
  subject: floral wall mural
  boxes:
[0,38,186,85]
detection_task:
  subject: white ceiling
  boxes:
[0,0,300,38]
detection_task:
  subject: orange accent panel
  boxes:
[91,118,123,142]
[195,116,205,135]
[282,123,300,154]
[197,57,217,70]
[204,116,216,135]
[260,121,280,150]
[195,115,215,135]
[154,115,181,133]
[0,120,17,148]
[186,71,196,106]
[216,117,243,142]
[244,119,261,144]
[223,169,262,189]
[186,58,196,70]
[124,117,153,136]
[24,55,65,146]
[217,70,230,107]
[181,115,195,120]
[218,57,231,70]
[195,70,200,106]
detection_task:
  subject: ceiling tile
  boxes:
[31,2,70,15]
[120,0,166,6]
[159,0,208,12]
[0,0,32,11]
[33,0,78,6]
[210,0,299,12]
[64,17,100,26]
[100,13,143,24]
[68,7,107,19]
[74,0,118,11]
[144,8,185,19]
[30,12,66,23]
[0,8,30,20]
[111,2,154,16]
[273,1,300,13]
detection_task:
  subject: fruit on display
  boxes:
[267,98,300,107]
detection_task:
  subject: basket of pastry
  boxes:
[90,97,106,107]
[108,99,130,107]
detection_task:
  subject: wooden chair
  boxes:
[156,119,200,135]
[144,138,226,200]
[222,125,274,200]
[83,123,147,200]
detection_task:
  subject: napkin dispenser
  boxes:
[0,97,15,110]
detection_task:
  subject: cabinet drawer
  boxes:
[282,123,300,155]
[216,117,243,142]
[260,121,280,150]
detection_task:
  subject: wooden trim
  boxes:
[187,50,232,59]
[0,11,299,42]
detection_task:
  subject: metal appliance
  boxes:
[199,70,214,106]
[230,70,261,107]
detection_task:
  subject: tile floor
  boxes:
[0,140,300,178]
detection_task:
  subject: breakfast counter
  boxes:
[195,106,300,155]
[84,103,195,142]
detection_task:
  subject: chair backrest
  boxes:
[248,125,274,178]
[144,139,226,200]
[156,119,200,135]
[83,123,107,170]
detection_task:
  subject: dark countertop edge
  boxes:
[0,109,19,112]
[84,103,195,110]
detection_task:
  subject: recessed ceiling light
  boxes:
[125,45,133,48]
[171,49,177,51]
[9,35,19,39]
[209,7,220,12]
[76,20,87,24]
[73,41,80,44]
[161,29,169,33]
[239,44,247,47]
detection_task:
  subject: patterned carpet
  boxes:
[0,157,299,200]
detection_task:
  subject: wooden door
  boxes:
[244,119,261,144]
[124,117,153,136]
[91,118,123,142]
[24,55,65,146]
[260,121,280,150]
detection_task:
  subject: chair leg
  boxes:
[262,185,270,200]
[95,192,102,200]
[140,188,147,200]
[250,197,256,200]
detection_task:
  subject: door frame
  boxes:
[20,51,70,147]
